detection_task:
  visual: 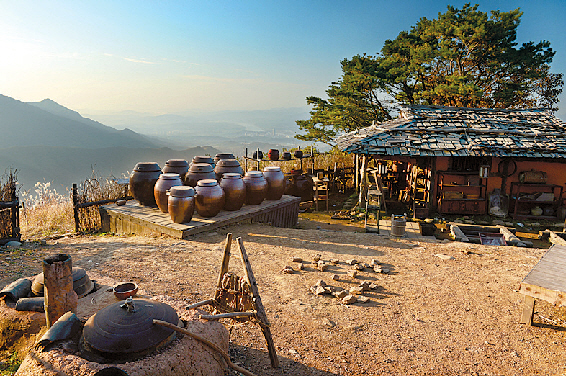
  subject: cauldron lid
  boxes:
[216,159,240,167]
[134,162,161,172]
[189,163,214,173]
[159,173,182,180]
[215,153,235,159]
[82,298,179,355]
[166,159,188,167]
[245,171,264,178]
[169,186,195,197]
[263,166,281,172]
[221,173,242,179]
[197,179,218,187]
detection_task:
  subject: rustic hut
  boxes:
[336,105,566,219]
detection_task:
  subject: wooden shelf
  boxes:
[437,171,487,215]
[510,182,563,220]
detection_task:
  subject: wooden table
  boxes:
[518,244,566,325]
[100,195,300,239]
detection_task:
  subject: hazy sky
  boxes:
[1,0,565,118]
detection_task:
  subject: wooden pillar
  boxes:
[355,154,359,192]
[428,157,437,211]
[43,254,78,328]
[358,155,367,207]
[72,183,80,233]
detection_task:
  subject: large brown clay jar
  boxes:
[154,173,183,213]
[195,179,225,217]
[168,186,195,224]
[162,159,189,184]
[185,163,216,187]
[285,169,313,201]
[219,173,246,211]
[263,166,286,200]
[214,153,235,164]
[130,162,162,206]
[214,159,243,181]
[243,171,268,205]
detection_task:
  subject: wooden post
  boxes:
[237,237,279,368]
[520,295,535,325]
[10,184,19,240]
[72,183,80,233]
[43,254,78,328]
[244,148,248,173]
[355,154,359,192]
[358,155,367,207]
[215,233,232,300]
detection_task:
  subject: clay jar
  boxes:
[214,159,243,181]
[268,149,279,161]
[168,186,195,224]
[219,173,246,211]
[214,153,235,164]
[282,151,291,161]
[243,171,268,205]
[154,173,183,213]
[162,159,189,184]
[293,150,303,159]
[185,163,216,187]
[192,155,215,167]
[195,179,225,218]
[130,162,162,206]
[285,169,314,201]
[263,166,286,200]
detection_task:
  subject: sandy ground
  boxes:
[2,219,566,375]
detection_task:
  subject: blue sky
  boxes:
[1,0,565,118]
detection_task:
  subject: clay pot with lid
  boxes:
[214,153,235,164]
[214,159,243,181]
[185,163,216,187]
[285,169,314,201]
[130,162,162,206]
[263,166,286,200]
[195,179,225,217]
[168,186,195,223]
[252,150,263,160]
[191,155,215,166]
[162,159,189,184]
[293,150,303,159]
[243,171,268,205]
[154,173,183,213]
[219,173,246,211]
[268,149,279,161]
[282,151,291,161]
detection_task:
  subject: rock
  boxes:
[360,281,371,291]
[297,263,304,270]
[342,295,357,305]
[371,259,380,266]
[315,279,327,287]
[381,268,390,274]
[332,274,340,281]
[362,263,371,269]
[312,254,322,263]
[347,270,358,278]
[369,283,379,290]
[318,261,328,271]
[330,259,339,265]
[349,286,364,295]
[324,286,334,294]
[435,254,455,260]
[346,259,358,265]
[314,286,327,295]
[323,318,336,328]
[5,241,22,248]
[373,266,382,273]
[334,290,348,299]
[354,263,364,271]
[282,266,294,274]
[357,296,370,303]
[291,257,303,263]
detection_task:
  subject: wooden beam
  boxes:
[519,295,535,325]
[215,233,233,300]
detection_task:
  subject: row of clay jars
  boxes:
[162,159,189,184]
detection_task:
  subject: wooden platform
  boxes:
[100,195,300,239]
[518,244,566,324]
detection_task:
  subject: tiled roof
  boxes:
[336,105,566,158]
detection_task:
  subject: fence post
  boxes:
[72,183,80,233]
[10,184,20,241]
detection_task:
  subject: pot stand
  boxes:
[186,233,279,368]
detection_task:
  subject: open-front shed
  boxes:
[336,105,566,219]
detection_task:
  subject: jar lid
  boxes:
[197,179,219,187]
[192,156,214,164]
[263,166,281,172]
[189,163,214,173]
[160,173,181,180]
[166,159,188,167]
[217,159,241,167]
[215,153,235,160]
[134,162,161,172]
[245,171,264,178]
[169,186,194,197]
[221,173,242,179]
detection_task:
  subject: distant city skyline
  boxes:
[1,0,565,119]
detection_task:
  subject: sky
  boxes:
[1,0,566,118]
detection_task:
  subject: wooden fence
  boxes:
[0,181,20,245]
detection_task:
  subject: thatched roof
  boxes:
[336,105,566,158]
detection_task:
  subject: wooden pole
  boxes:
[72,184,80,233]
[215,233,232,300]
[355,154,359,192]
[43,254,77,328]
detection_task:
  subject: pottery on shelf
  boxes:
[243,171,268,205]
[263,166,286,200]
[219,173,246,211]
[154,173,183,213]
[168,186,195,224]
[185,163,216,187]
[130,162,162,206]
[195,179,225,217]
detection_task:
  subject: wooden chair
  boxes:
[312,177,329,211]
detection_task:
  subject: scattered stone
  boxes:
[315,280,327,287]
[381,268,390,274]
[329,259,339,265]
[373,266,382,273]
[462,249,472,255]
[322,318,336,328]
[312,254,322,263]
[334,290,348,299]
[318,261,328,271]
[282,266,294,274]
[5,241,22,248]
[332,274,340,281]
[354,263,364,271]
[371,259,380,266]
[435,254,455,261]
[346,259,358,265]
[291,256,303,263]
[362,263,371,269]
[297,263,304,270]
[360,281,371,291]
[349,286,364,295]
[324,286,334,294]
[369,283,379,290]
[357,296,370,303]
[342,295,357,305]
[314,286,327,295]
[347,270,358,278]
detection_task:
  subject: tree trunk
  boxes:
[43,254,78,328]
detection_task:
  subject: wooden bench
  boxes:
[518,244,566,325]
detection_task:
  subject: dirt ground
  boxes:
[2,217,566,375]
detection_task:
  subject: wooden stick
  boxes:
[199,311,256,320]
[185,299,214,310]
[153,319,257,376]
[215,233,232,300]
